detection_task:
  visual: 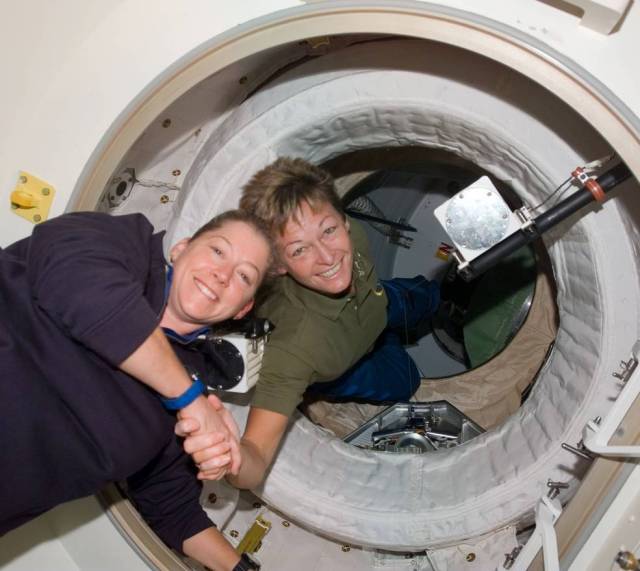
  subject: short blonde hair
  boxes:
[239,157,344,236]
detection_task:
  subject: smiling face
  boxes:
[161,220,271,334]
[278,200,353,296]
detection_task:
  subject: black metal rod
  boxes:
[463,162,632,280]
[345,208,417,232]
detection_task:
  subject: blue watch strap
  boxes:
[160,377,206,410]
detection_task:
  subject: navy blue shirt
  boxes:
[0,212,212,551]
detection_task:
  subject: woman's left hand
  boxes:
[176,395,242,479]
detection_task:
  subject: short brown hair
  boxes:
[239,157,344,236]
[191,209,277,287]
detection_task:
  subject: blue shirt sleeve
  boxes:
[25,212,162,365]
[126,434,214,552]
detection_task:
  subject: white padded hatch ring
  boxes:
[167,40,639,548]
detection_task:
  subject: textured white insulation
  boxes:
[134,40,640,548]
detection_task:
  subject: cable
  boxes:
[529,152,616,213]
[136,177,181,191]
[529,177,573,212]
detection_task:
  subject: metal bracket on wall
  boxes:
[497,495,562,571]
[553,0,631,34]
[235,514,271,555]
[583,340,640,458]
[10,171,56,224]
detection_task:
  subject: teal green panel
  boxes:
[464,246,537,368]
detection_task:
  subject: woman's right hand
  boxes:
[176,395,242,479]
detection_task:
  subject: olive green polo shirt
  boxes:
[252,219,388,417]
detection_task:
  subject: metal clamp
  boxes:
[515,206,536,235]
[572,166,606,202]
[613,355,638,382]
[496,495,562,571]
[583,341,640,457]
[451,250,471,278]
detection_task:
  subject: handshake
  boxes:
[175,393,242,481]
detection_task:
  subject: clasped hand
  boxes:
[175,394,241,481]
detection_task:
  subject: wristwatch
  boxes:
[159,376,205,410]
[232,553,261,570]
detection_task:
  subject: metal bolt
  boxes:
[615,550,638,570]
[561,441,594,461]
[160,194,169,204]
[239,76,248,84]
[208,493,217,504]
[229,530,239,538]
[41,188,50,196]
[172,169,181,177]
[341,545,350,553]
[466,553,476,562]
[503,546,522,570]
[459,194,464,199]
[547,479,570,499]
[19,175,27,184]
[281,520,290,528]
[547,480,569,490]
[162,118,172,128]
[33,214,42,223]
[593,416,602,425]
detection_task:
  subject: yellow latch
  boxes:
[235,514,272,555]
[306,36,331,50]
[10,171,56,224]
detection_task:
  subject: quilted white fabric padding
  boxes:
[164,40,640,548]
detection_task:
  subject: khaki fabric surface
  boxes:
[307,266,558,437]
